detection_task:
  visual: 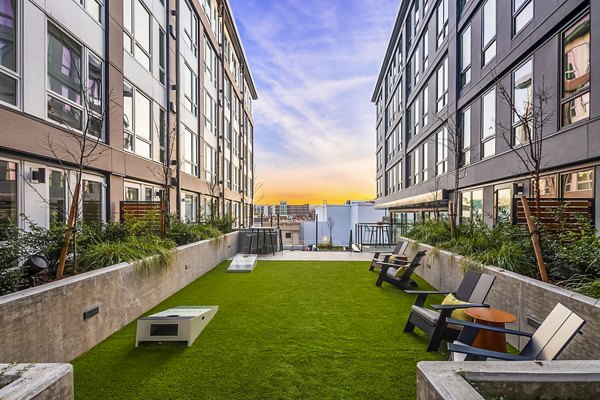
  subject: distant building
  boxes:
[255,201,313,219]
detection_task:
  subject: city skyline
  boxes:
[230,0,399,204]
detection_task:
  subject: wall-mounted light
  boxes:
[31,168,46,183]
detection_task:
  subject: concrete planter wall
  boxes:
[402,237,600,360]
[0,363,73,400]
[0,231,241,363]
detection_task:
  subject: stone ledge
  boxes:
[0,363,73,400]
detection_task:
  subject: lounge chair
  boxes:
[403,270,496,352]
[374,250,427,290]
[369,240,409,271]
[447,303,585,361]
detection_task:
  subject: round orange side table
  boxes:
[464,307,516,352]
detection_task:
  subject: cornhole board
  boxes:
[227,254,258,272]
[136,306,218,347]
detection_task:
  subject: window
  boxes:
[0,160,17,237]
[182,128,198,175]
[422,29,429,70]
[422,142,429,181]
[413,147,420,185]
[0,0,18,106]
[125,186,139,201]
[204,91,215,133]
[561,14,590,127]
[436,126,448,175]
[513,0,533,35]
[183,192,199,222]
[537,175,557,198]
[461,106,471,166]
[436,57,448,112]
[82,179,103,224]
[123,0,151,70]
[513,59,533,145]
[158,108,167,163]
[461,189,483,221]
[224,160,231,190]
[406,104,413,141]
[123,81,153,159]
[184,64,198,115]
[422,86,429,127]
[436,0,448,48]
[77,0,102,23]
[561,169,593,198]
[158,29,166,84]
[204,38,217,89]
[414,0,420,30]
[481,88,496,158]
[494,187,512,223]
[204,142,215,182]
[482,0,496,66]
[414,99,420,136]
[49,171,66,226]
[414,47,420,84]
[460,25,471,88]
[406,153,413,188]
[182,1,198,56]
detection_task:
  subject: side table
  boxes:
[464,307,516,352]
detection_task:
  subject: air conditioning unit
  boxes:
[136,306,218,347]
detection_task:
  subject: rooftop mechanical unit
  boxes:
[227,254,258,273]
[135,306,218,347]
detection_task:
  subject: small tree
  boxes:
[327,217,335,246]
[148,124,178,214]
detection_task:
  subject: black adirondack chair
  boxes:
[403,270,496,352]
[374,250,427,290]
[447,303,585,361]
[369,240,409,271]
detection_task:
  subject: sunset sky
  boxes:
[229,0,399,205]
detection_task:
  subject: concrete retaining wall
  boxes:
[0,363,74,400]
[0,231,241,363]
[403,238,600,360]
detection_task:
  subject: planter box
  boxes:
[0,363,73,400]
[0,232,240,363]
[402,237,600,360]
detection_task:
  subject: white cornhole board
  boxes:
[136,306,218,347]
[227,254,258,272]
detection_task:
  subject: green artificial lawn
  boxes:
[73,261,446,400]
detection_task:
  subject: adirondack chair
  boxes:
[447,303,585,361]
[375,250,427,290]
[403,270,496,352]
[369,240,409,271]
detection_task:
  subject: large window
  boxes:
[436,0,448,48]
[482,0,496,67]
[513,0,533,35]
[123,0,151,70]
[436,126,448,175]
[413,147,420,185]
[561,14,590,127]
[481,87,496,158]
[422,86,429,127]
[422,142,429,182]
[204,90,216,134]
[184,63,198,116]
[0,160,17,238]
[204,142,215,182]
[49,171,66,226]
[513,59,533,145]
[182,128,198,175]
[181,0,198,56]
[158,29,166,84]
[460,25,471,88]
[75,0,103,23]
[436,57,448,112]
[0,0,18,106]
[82,179,103,224]
[538,175,557,198]
[422,29,429,71]
[561,169,593,198]
[123,81,153,158]
[494,187,512,223]
[204,38,217,89]
[461,189,483,221]
[183,192,199,222]
[461,106,471,166]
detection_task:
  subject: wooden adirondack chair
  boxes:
[403,270,496,352]
[369,240,409,271]
[447,303,585,361]
[374,250,427,290]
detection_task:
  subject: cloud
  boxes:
[229,0,398,204]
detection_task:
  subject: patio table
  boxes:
[464,307,516,353]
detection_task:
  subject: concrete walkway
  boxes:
[254,251,373,261]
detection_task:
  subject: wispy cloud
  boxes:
[230,0,398,204]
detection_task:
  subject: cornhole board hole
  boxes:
[136,306,218,347]
[227,254,258,273]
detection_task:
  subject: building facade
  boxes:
[373,0,598,228]
[0,0,257,232]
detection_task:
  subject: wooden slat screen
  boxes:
[119,200,167,237]
[513,198,594,230]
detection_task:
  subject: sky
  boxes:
[229,0,399,205]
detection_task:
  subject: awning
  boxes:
[374,190,448,210]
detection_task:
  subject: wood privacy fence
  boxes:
[119,200,167,237]
[513,198,594,230]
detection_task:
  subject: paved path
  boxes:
[253,251,373,261]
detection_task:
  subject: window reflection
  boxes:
[562,15,590,126]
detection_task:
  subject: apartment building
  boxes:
[373,0,598,228]
[0,0,257,232]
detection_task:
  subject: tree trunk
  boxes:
[56,182,81,279]
[520,195,549,283]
